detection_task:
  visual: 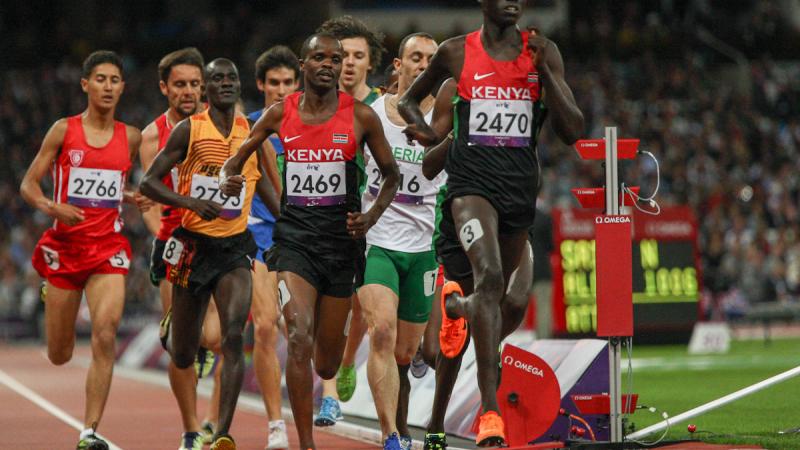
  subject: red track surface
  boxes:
[0,343,376,449]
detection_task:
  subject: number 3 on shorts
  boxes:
[162,237,184,265]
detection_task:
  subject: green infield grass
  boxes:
[623,337,800,449]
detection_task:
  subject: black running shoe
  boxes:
[76,434,109,450]
[423,432,447,450]
[159,307,172,351]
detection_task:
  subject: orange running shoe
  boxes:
[439,281,468,358]
[476,410,506,447]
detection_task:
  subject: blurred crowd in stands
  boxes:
[1,1,799,336]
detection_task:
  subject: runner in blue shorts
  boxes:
[245,45,300,449]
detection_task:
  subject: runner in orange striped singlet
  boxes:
[140,58,280,450]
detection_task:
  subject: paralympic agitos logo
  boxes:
[503,355,544,378]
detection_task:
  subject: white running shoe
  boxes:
[265,419,289,449]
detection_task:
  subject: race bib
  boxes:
[190,174,245,219]
[41,246,60,270]
[468,99,532,147]
[368,166,424,205]
[67,167,123,208]
[162,236,184,265]
[286,161,346,206]
[108,249,130,269]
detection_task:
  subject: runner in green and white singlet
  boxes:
[358,32,441,447]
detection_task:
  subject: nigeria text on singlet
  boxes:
[176,110,260,237]
[274,91,364,259]
[363,95,446,253]
[448,29,547,212]
[50,114,131,241]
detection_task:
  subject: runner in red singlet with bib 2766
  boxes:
[20,50,150,450]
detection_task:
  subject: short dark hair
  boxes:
[158,47,204,83]
[255,45,300,83]
[398,32,435,59]
[300,32,341,59]
[316,15,386,73]
[82,50,123,79]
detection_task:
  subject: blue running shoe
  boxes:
[383,432,403,450]
[314,396,343,426]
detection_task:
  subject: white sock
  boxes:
[79,428,94,440]
[269,419,285,429]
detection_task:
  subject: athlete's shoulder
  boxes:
[439,35,467,54]
[141,119,160,141]
[124,123,142,150]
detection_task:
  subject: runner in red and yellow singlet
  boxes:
[141,58,280,450]
[20,50,150,450]
[138,48,223,450]
[400,0,585,447]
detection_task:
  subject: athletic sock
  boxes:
[79,428,94,440]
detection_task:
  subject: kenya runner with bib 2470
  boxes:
[399,1,585,447]
[220,34,399,450]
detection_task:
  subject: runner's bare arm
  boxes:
[122,126,152,212]
[398,39,458,146]
[138,122,165,234]
[19,119,86,226]
[422,78,457,180]
[255,148,281,218]
[529,34,584,145]
[348,103,399,239]
[220,102,284,196]
[140,120,221,220]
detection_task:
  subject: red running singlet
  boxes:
[154,113,183,241]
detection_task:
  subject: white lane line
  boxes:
[0,368,124,450]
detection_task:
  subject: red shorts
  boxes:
[32,230,131,291]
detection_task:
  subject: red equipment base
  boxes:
[491,344,562,446]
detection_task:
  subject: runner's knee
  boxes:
[48,346,73,366]
[315,364,338,380]
[474,263,505,302]
[254,315,279,346]
[422,340,438,367]
[368,317,396,353]
[286,327,313,361]
[395,344,416,366]
[172,347,195,369]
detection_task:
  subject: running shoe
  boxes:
[423,432,447,450]
[314,395,343,426]
[400,435,413,450]
[178,431,204,450]
[76,434,109,450]
[410,345,429,378]
[475,410,506,447]
[439,281,468,358]
[266,419,289,449]
[336,364,356,401]
[159,307,172,351]
[201,421,215,445]
[383,432,403,450]
[195,346,216,379]
[210,434,236,450]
